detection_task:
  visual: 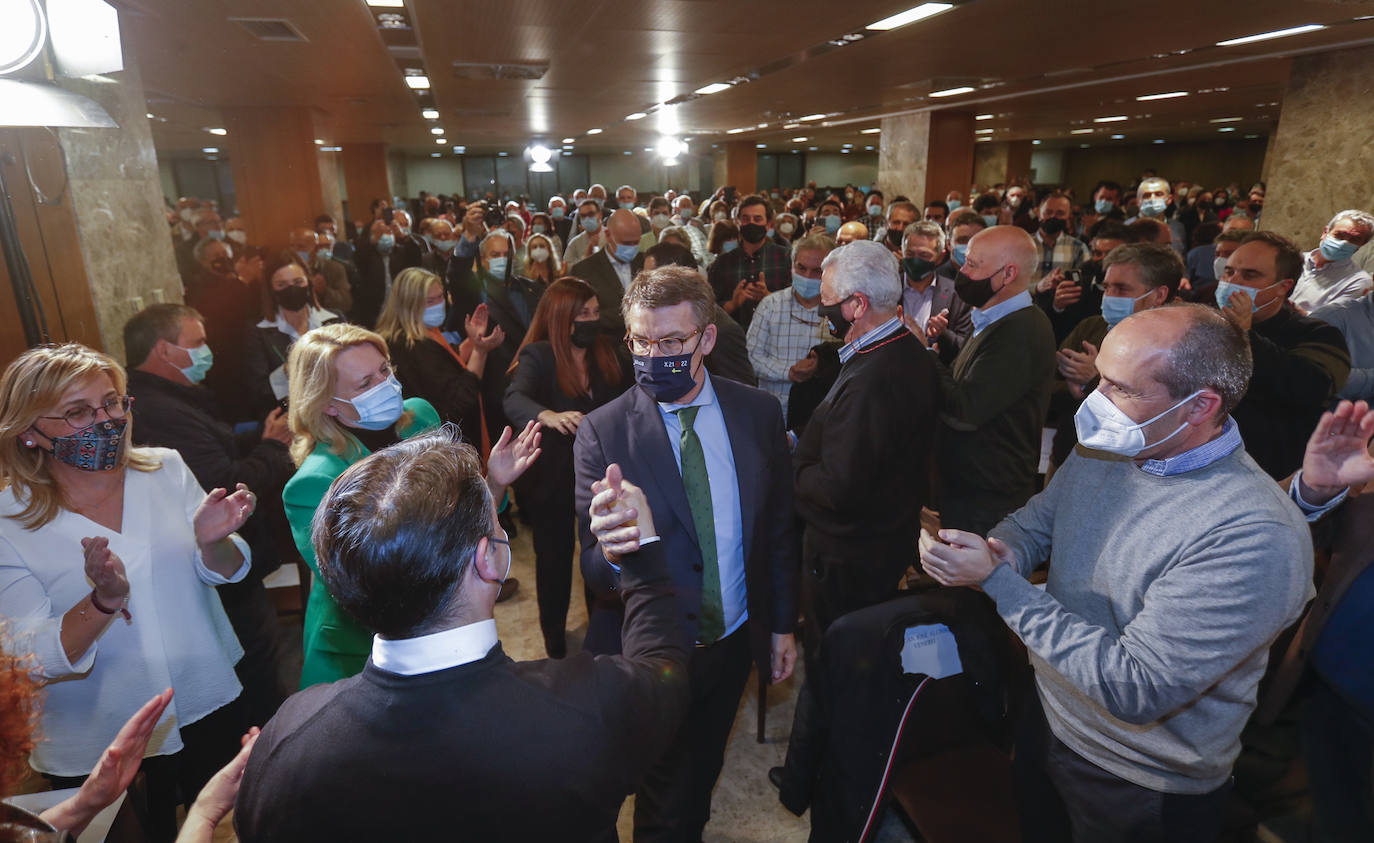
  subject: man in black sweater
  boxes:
[123,303,295,727]
[775,239,941,812]
[235,430,689,842]
[1216,231,1351,478]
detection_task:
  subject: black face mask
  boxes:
[740,223,767,244]
[210,257,234,276]
[954,266,1006,308]
[571,320,599,349]
[902,256,938,281]
[817,295,854,339]
[885,227,905,248]
[1040,217,1067,236]
[273,284,310,312]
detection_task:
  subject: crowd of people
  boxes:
[0,173,1372,842]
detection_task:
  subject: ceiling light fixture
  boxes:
[930,86,974,98]
[799,113,826,121]
[1032,139,1041,145]
[782,123,800,129]
[1110,134,1124,139]
[202,147,218,154]
[974,128,993,134]
[365,0,404,7]
[529,144,554,172]
[1216,24,1325,47]
[206,127,227,135]
[313,138,324,145]
[755,143,766,149]
[145,112,154,119]
[431,152,441,157]
[421,108,440,119]
[1093,115,1128,122]
[435,137,446,144]
[1209,117,1242,123]
[860,127,881,134]
[498,151,508,156]
[658,137,686,159]
[453,145,466,153]
[430,127,444,134]
[1218,127,1236,132]
[586,128,602,135]
[864,145,874,150]
[726,127,747,134]
[322,146,342,152]
[625,112,646,120]
[561,137,574,144]
[1136,91,1188,101]
[866,3,953,31]
[695,82,731,95]
[975,113,994,120]
[791,136,808,142]
[808,146,818,150]
[1070,128,1093,134]
[1153,139,1165,144]
[405,75,431,89]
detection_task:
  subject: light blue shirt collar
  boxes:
[370,619,498,676]
[838,315,904,363]
[969,289,1032,336]
[1138,417,1243,477]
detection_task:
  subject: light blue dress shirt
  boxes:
[655,373,748,639]
[969,289,1033,336]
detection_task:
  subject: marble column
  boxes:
[723,140,757,194]
[341,143,393,225]
[50,58,181,363]
[221,106,329,253]
[1260,45,1374,257]
[878,111,974,205]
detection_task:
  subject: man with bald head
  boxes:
[835,220,867,246]
[920,304,1314,842]
[569,208,647,343]
[935,225,1056,534]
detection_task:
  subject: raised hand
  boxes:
[180,727,262,841]
[925,308,950,340]
[194,483,255,547]
[487,421,543,489]
[465,302,491,339]
[1299,400,1374,503]
[589,464,656,564]
[81,537,128,604]
[1220,287,1254,332]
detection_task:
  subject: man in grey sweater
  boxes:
[920,304,1315,842]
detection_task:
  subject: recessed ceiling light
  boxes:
[756,122,768,128]
[842,142,853,147]
[782,123,800,129]
[405,75,431,90]
[791,150,800,154]
[201,147,219,153]
[860,127,881,134]
[206,127,227,135]
[625,112,646,121]
[643,147,654,152]
[1032,139,1041,145]
[976,137,991,142]
[435,137,446,144]
[366,0,404,6]
[755,143,766,149]
[695,82,732,95]
[431,152,441,157]
[1111,134,1124,139]
[975,128,993,134]
[799,113,826,121]
[586,128,602,135]
[322,146,342,152]
[1137,91,1188,101]
[453,146,466,153]
[498,151,509,156]
[1154,139,1165,144]
[930,86,975,98]
[808,146,818,150]
[864,145,874,150]
[623,150,633,155]
[1218,127,1237,132]
[866,3,953,31]
[430,127,444,135]
[145,112,154,119]
[421,108,440,119]
[1093,115,1128,123]
[561,137,574,144]
[1244,134,1260,139]
[726,127,747,134]
[1070,128,1093,134]
[1217,24,1325,47]
[791,136,808,142]
[841,148,851,153]
[313,138,324,145]
[975,113,994,120]
[1209,117,1243,123]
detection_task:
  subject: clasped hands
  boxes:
[917,527,1016,588]
[589,463,657,565]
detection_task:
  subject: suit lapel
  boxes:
[716,382,758,564]
[626,387,700,551]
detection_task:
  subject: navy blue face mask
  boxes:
[633,351,698,403]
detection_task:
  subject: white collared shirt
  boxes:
[610,250,635,290]
[257,305,340,340]
[371,619,499,676]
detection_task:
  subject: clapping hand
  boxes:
[589,464,656,565]
[180,727,261,841]
[1056,340,1099,386]
[465,304,506,352]
[918,527,1015,587]
[82,536,128,605]
[1299,400,1374,504]
[487,420,543,491]
[194,483,255,547]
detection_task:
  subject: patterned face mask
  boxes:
[45,418,128,472]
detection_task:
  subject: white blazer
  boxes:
[0,448,248,776]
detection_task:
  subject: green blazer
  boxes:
[283,398,440,689]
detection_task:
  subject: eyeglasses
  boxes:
[38,395,133,429]
[624,327,703,357]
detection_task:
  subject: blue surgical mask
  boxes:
[1100,289,1154,327]
[531,223,546,235]
[176,343,214,383]
[619,201,635,210]
[580,215,600,233]
[1140,198,1168,218]
[947,200,962,212]
[551,207,565,219]
[335,374,404,431]
[422,301,447,328]
[952,243,969,266]
[792,272,821,299]
[377,233,395,253]
[206,229,226,241]
[1215,280,1282,312]
[633,352,697,403]
[866,203,883,216]
[613,243,639,263]
[822,214,841,234]
[1094,198,1115,214]
[722,240,739,254]
[433,238,457,253]
[488,256,509,277]
[981,214,998,228]
[1319,233,1360,262]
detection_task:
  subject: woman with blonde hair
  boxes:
[375,266,500,444]
[523,231,562,285]
[0,343,254,840]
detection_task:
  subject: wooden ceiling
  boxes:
[121,0,1374,158]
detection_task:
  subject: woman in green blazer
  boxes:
[282,323,441,688]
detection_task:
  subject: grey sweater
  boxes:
[983,445,1313,793]
[1311,294,1374,400]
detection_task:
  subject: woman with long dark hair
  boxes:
[503,278,629,657]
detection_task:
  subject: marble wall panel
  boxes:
[878,112,931,203]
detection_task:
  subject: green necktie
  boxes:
[675,405,724,643]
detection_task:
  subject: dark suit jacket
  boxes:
[919,267,975,367]
[234,544,690,843]
[573,376,798,672]
[706,304,758,387]
[570,249,645,342]
[352,245,410,328]
[388,335,484,445]
[551,215,573,246]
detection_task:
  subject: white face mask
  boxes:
[1074,388,1202,457]
[529,246,550,263]
[227,230,247,245]
[1212,255,1229,282]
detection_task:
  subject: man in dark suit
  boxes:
[898,220,974,366]
[235,428,689,842]
[570,208,647,342]
[352,218,415,328]
[574,265,798,842]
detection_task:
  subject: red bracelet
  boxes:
[90,590,132,622]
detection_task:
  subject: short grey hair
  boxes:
[479,229,514,258]
[192,236,226,263]
[1137,177,1170,198]
[820,239,901,311]
[1327,209,1374,234]
[1154,304,1252,419]
[903,220,947,252]
[791,231,835,263]
[622,264,714,331]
